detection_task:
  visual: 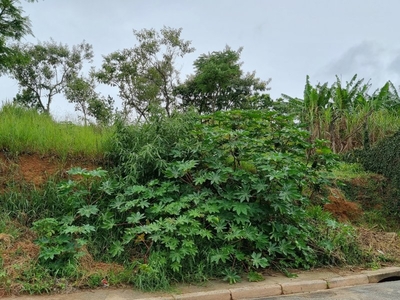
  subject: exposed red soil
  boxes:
[0,153,100,189]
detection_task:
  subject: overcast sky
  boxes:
[2,0,400,120]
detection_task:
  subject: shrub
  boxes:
[32,110,345,289]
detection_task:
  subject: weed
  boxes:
[247,271,264,282]
[222,268,241,284]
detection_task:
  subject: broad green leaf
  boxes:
[251,252,270,268]
[127,212,145,224]
[78,205,99,217]
[110,241,124,257]
[125,185,147,195]
[232,202,248,215]
[81,224,96,234]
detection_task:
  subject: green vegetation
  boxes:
[174,46,270,113]
[0,0,35,74]
[0,104,383,294]
[283,75,400,153]
[0,103,113,158]
[10,40,94,114]
[1,12,400,295]
[1,99,399,294]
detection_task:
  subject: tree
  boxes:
[0,0,35,73]
[95,26,194,121]
[10,39,93,114]
[174,46,270,113]
[12,87,42,110]
[64,74,114,126]
[87,95,114,126]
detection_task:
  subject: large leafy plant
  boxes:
[32,110,338,287]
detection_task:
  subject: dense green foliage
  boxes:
[20,110,370,290]
[350,132,400,218]
[10,40,94,114]
[3,17,400,293]
[64,75,115,126]
[284,75,400,153]
[95,26,195,121]
[0,0,34,73]
[174,47,270,113]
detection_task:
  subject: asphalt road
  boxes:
[258,281,400,300]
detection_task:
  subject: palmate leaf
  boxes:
[78,205,99,217]
[170,250,183,263]
[89,168,108,178]
[62,225,80,234]
[231,202,249,215]
[100,212,116,229]
[211,252,229,264]
[171,261,181,273]
[127,212,145,224]
[165,160,198,179]
[125,185,147,195]
[251,252,270,268]
[206,171,228,185]
[279,240,296,256]
[278,183,299,202]
[222,268,241,284]
[62,224,95,234]
[252,180,267,193]
[161,236,179,250]
[66,167,85,176]
[60,215,74,226]
[100,179,118,195]
[110,241,124,257]
[39,247,63,260]
[193,173,207,185]
[235,186,252,202]
[198,229,213,240]
[110,194,125,209]
[81,224,96,234]
[181,239,197,256]
[200,202,220,214]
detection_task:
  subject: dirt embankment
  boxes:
[0,153,101,190]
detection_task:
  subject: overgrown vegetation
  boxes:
[283,75,400,153]
[0,106,381,294]
[0,103,113,158]
[2,7,400,294]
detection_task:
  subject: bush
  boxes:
[106,110,199,184]
[349,131,400,217]
[31,110,352,289]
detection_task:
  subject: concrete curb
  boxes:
[173,289,231,300]
[4,267,400,300]
[363,266,400,283]
[326,274,369,289]
[139,267,400,300]
[228,284,282,299]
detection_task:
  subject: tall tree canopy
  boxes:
[95,26,194,121]
[10,39,93,113]
[64,74,114,126]
[0,0,35,73]
[174,46,270,113]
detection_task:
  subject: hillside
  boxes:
[1,106,400,296]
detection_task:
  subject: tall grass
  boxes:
[367,109,400,143]
[0,103,113,159]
